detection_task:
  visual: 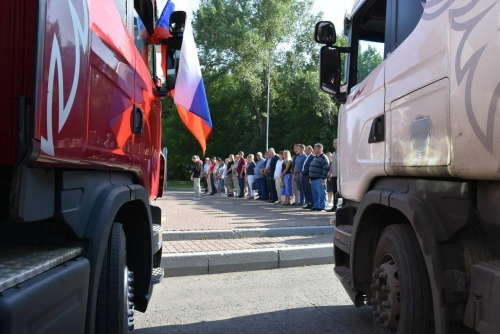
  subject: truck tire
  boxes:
[96,223,135,333]
[371,224,433,334]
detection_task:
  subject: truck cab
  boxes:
[0,0,184,332]
[316,0,500,333]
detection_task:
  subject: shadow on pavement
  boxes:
[135,305,373,334]
[165,192,332,230]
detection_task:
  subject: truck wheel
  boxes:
[96,223,135,333]
[371,224,433,334]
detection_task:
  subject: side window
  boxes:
[386,0,426,53]
[114,0,134,35]
[114,0,126,23]
[349,0,424,87]
[350,0,386,86]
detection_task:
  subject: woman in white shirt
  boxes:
[218,160,227,195]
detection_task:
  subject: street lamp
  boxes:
[266,61,270,151]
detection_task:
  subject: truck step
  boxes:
[0,246,82,292]
[152,224,162,237]
[335,224,352,236]
[334,225,352,254]
[334,265,351,283]
[151,267,163,285]
[152,224,163,254]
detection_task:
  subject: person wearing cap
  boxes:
[190,155,203,200]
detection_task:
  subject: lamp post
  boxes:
[266,61,270,151]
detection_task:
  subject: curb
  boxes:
[163,226,335,241]
[161,244,334,277]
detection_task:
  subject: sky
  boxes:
[186,0,356,31]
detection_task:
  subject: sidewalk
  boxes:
[155,191,336,276]
[155,191,333,231]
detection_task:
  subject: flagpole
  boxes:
[266,61,270,151]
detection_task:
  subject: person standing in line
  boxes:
[291,145,299,205]
[213,158,221,195]
[263,151,273,201]
[217,158,226,195]
[325,152,333,208]
[223,158,231,197]
[246,154,256,199]
[293,144,306,207]
[274,152,284,204]
[254,152,267,200]
[190,155,203,200]
[265,148,280,203]
[233,155,240,197]
[208,157,217,195]
[203,158,211,194]
[280,150,293,205]
[236,151,247,198]
[327,139,339,212]
[308,143,330,211]
[226,154,235,197]
[301,146,314,209]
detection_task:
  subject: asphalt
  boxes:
[155,191,337,276]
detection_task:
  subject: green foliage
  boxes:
[357,45,383,84]
[163,0,340,180]
[161,98,200,180]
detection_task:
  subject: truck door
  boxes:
[37,0,90,163]
[339,0,387,202]
[384,0,451,174]
[82,0,136,169]
[130,6,163,200]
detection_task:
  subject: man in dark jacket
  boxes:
[264,148,280,202]
[300,146,314,209]
[191,155,203,200]
[308,143,330,211]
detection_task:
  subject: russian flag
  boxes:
[152,0,212,154]
[150,1,174,43]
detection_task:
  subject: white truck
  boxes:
[315,0,500,333]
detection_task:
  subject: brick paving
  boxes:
[155,191,334,231]
[162,235,333,254]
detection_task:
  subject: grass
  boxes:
[165,180,193,191]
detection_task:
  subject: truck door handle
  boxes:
[132,106,144,137]
[368,115,385,143]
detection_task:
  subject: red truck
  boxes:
[0,0,174,332]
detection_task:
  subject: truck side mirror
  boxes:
[315,21,336,44]
[169,11,186,36]
[153,10,186,97]
[164,37,182,91]
[153,37,182,97]
[320,46,341,95]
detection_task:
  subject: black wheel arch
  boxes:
[348,178,475,334]
[83,183,153,334]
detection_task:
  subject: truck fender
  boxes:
[351,190,449,334]
[83,184,152,334]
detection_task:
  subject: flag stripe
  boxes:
[176,104,211,154]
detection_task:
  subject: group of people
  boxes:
[189,140,339,212]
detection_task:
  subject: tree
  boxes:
[162,0,341,180]
[357,44,383,84]
[193,0,337,150]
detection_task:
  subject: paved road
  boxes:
[156,192,332,231]
[135,265,374,334]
